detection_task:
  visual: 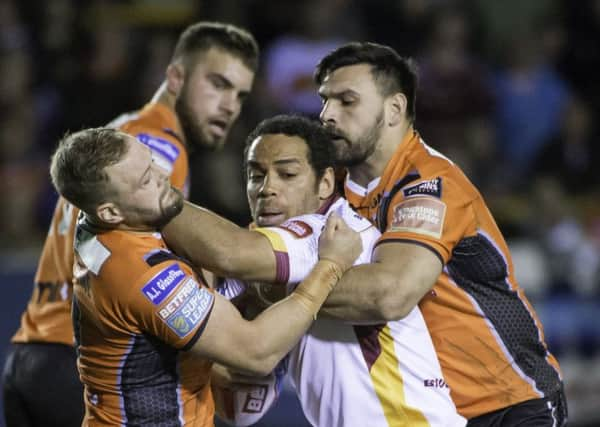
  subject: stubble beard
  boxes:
[175,85,223,152]
[142,186,184,230]
[335,111,385,167]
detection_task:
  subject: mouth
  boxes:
[324,126,347,143]
[256,210,286,227]
[208,118,228,137]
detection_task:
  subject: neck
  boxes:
[84,214,155,234]
[151,81,176,111]
[118,223,157,233]
[349,121,412,187]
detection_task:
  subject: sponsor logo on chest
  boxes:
[278,220,312,238]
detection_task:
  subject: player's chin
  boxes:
[256,213,286,227]
[158,190,184,223]
[202,132,227,151]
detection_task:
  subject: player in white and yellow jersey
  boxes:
[164,115,466,427]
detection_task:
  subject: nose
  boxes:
[319,100,336,125]
[219,91,238,116]
[258,173,278,197]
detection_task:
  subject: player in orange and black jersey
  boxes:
[50,128,359,426]
[315,42,567,426]
[3,22,258,427]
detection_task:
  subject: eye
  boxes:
[281,172,297,179]
[210,75,229,90]
[341,98,354,106]
[248,172,264,182]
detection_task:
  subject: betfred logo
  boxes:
[158,278,196,319]
[278,220,312,238]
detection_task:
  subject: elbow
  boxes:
[374,282,419,321]
[240,344,278,376]
[243,359,275,377]
[376,298,414,321]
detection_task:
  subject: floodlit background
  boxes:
[1,0,599,425]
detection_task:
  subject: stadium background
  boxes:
[0,0,598,425]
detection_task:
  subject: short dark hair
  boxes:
[50,128,129,216]
[172,21,259,72]
[314,42,418,121]
[244,115,336,181]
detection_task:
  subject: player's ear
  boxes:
[387,92,407,127]
[318,167,336,200]
[166,62,185,96]
[96,203,124,226]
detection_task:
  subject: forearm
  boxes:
[162,201,276,281]
[321,262,417,322]
[241,260,342,375]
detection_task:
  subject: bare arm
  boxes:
[321,241,443,322]
[162,201,277,281]
[190,214,363,375]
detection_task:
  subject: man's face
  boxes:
[105,135,184,229]
[318,64,386,166]
[246,134,323,227]
[176,47,255,150]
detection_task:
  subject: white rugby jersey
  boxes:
[220,198,465,427]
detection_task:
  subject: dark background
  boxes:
[1,0,599,425]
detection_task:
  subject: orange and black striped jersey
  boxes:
[12,198,78,345]
[72,219,215,426]
[344,130,563,419]
[12,102,189,347]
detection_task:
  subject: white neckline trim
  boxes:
[345,173,381,197]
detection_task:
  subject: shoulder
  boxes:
[76,227,168,281]
[407,139,480,202]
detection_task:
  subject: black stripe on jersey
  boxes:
[181,297,216,352]
[121,335,181,426]
[374,238,444,266]
[145,250,182,267]
[447,234,562,397]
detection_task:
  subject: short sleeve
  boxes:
[378,176,475,264]
[124,261,215,351]
[254,216,324,284]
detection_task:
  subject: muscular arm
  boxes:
[162,201,277,282]
[321,241,443,322]
[191,214,362,375]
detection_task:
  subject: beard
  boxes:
[154,186,184,229]
[137,186,185,230]
[329,110,385,167]
[175,83,224,152]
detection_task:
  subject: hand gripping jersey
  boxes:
[72,218,216,426]
[217,198,466,427]
[344,130,563,419]
[12,102,189,347]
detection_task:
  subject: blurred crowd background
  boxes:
[0,0,599,425]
